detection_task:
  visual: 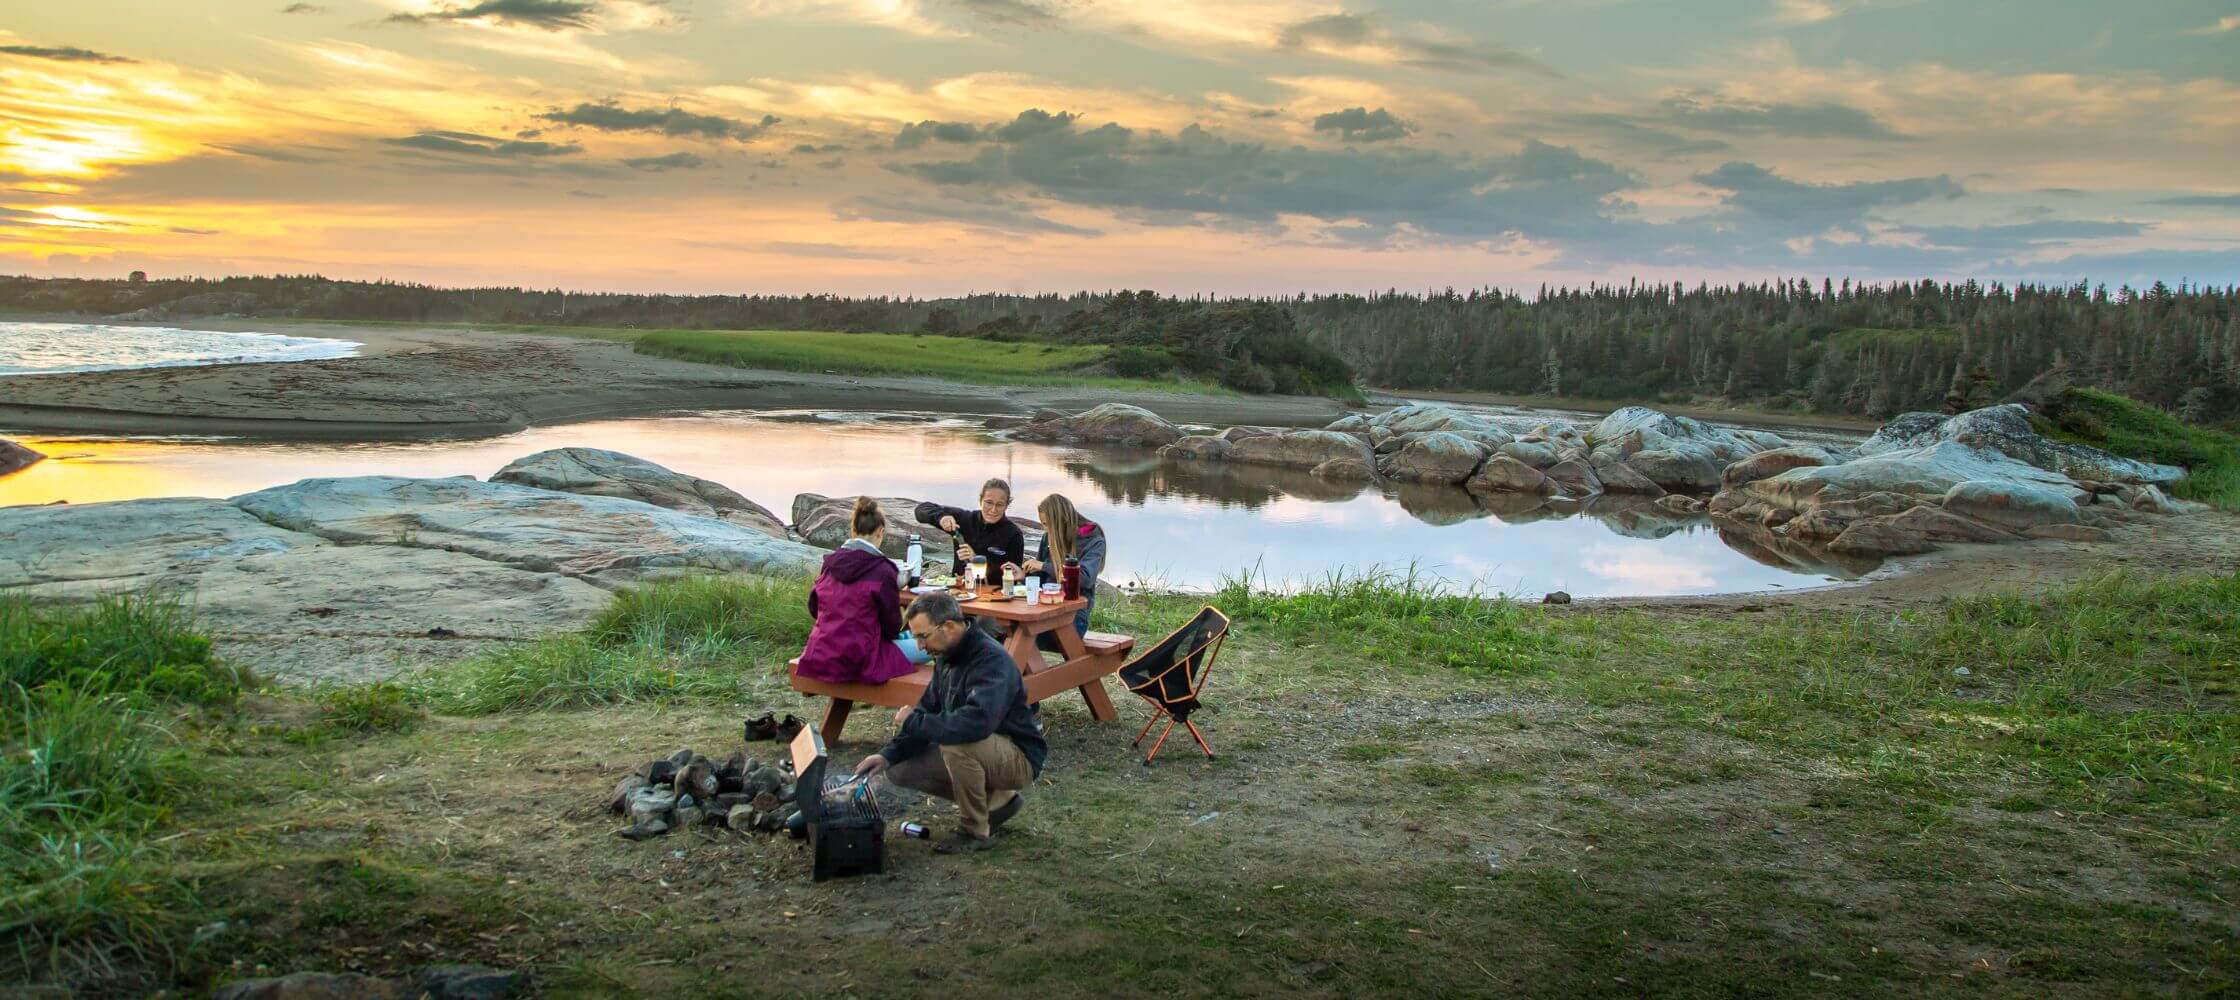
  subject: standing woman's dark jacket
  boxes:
[912,501,1026,578]
[1033,520,1106,639]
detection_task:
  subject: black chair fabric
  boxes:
[1119,606,1226,721]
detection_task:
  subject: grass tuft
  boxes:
[413,574,812,714]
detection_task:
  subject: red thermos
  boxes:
[1060,556,1081,601]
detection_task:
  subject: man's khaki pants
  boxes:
[884,735,1032,837]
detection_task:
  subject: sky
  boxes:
[1,0,2236,296]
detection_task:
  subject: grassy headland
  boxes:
[6,569,2233,995]
[630,328,1222,393]
[2034,387,2240,510]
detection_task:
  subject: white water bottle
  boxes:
[906,534,923,581]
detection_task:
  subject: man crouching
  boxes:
[853,591,1045,854]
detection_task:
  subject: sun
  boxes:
[0,120,154,178]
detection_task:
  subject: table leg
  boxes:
[820,698,854,746]
[1047,622,1115,721]
[1077,674,1118,721]
[1006,624,1052,673]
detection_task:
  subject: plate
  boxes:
[909,585,947,595]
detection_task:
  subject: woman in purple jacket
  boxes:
[795,497,930,685]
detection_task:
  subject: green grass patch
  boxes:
[412,574,812,714]
[631,327,1226,393]
[1213,567,2239,817]
[2034,387,2240,510]
[0,593,243,989]
[311,682,420,735]
[0,592,244,704]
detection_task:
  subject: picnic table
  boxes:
[787,585,1135,745]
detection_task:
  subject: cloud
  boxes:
[793,142,846,153]
[206,143,332,164]
[386,0,599,30]
[280,3,326,12]
[894,120,985,148]
[538,102,779,141]
[1905,219,2147,252]
[1311,107,1412,142]
[1276,13,1554,78]
[2188,14,2240,34]
[1656,91,1902,140]
[1548,113,1732,157]
[892,110,1633,243]
[834,192,1099,236]
[384,131,584,157]
[2155,193,2240,208]
[944,0,1061,26]
[768,240,904,259]
[622,151,706,169]
[0,44,137,64]
[990,108,1078,141]
[1694,162,1962,230]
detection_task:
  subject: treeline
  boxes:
[4,274,2234,420]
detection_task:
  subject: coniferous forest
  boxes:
[4,274,2234,422]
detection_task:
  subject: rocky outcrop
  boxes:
[0,493,612,684]
[1591,460,1666,496]
[1592,406,1788,466]
[237,476,823,581]
[1721,447,1833,489]
[1854,404,2182,486]
[1623,450,1721,494]
[1497,440,1560,469]
[1359,403,1519,445]
[1941,479,2080,531]
[1226,430,1375,472]
[1159,435,1233,461]
[0,438,42,477]
[1374,432,1490,484]
[492,448,786,538]
[1542,459,1603,498]
[791,494,941,559]
[1311,456,1376,481]
[789,493,1042,569]
[1706,403,2194,563]
[1014,403,1183,447]
[1466,456,1557,496]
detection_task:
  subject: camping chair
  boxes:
[1118,606,1230,764]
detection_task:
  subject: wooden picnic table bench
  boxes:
[788,586,1135,745]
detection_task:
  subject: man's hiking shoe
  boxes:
[989,793,1024,832]
[742,713,778,742]
[774,714,805,744]
[934,831,996,854]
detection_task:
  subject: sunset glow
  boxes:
[0,2,2234,294]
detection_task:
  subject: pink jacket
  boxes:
[795,543,919,685]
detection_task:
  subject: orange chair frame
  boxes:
[1120,607,1230,763]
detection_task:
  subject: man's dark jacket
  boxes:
[878,625,1047,778]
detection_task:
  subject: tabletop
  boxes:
[903,586,1085,625]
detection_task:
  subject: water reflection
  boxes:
[0,411,1869,598]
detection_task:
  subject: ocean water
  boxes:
[0,321,360,376]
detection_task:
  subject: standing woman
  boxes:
[1021,493,1106,647]
[796,497,929,686]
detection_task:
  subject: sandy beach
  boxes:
[0,319,1352,441]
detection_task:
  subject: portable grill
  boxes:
[788,723,885,881]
